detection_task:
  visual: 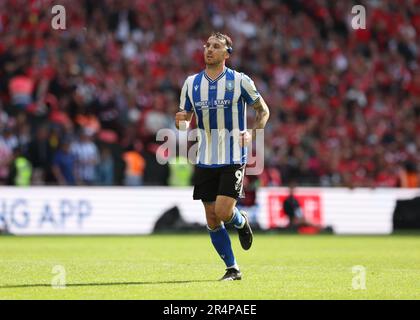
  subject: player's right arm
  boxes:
[175,110,194,129]
[175,77,194,130]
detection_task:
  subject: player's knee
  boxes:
[206,214,221,229]
[214,196,236,221]
[214,206,231,222]
[205,210,219,227]
[207,221,222,230]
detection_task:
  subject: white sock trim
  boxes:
[227,211,236,224]
[227,264,239,271]
[207,224,223,232]
[234,218,246,229]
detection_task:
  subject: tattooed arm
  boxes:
[252,97,270,130]
[251,97,270,140]
[240,97,270,146]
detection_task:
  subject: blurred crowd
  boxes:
[0,0,419,188]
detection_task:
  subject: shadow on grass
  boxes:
[0,279,217,289]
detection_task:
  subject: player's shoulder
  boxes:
[237,72,256,88]
[183,74,195,83]
[228,68,254,82]
[182,73,198,89]
[225,67,241,77]
[241,73,254,83]
[186,70,205,80]
[225,68,252,83]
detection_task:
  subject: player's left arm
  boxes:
[240,74,270,144]
[239,97,270,146]
[251,96,270,132]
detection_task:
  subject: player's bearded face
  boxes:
[204,37,229,66]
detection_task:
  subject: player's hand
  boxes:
[175,111,189,128]
[239,130,251,147]
[175,111,188,122]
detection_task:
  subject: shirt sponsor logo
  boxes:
[194,100,231,109]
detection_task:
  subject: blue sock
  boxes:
[208,225,237,269]
[227,207,245,229]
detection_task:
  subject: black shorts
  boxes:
[193,164,246,202]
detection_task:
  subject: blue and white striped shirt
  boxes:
[179,67,260,167]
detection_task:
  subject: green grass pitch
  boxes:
[0,234,419,299]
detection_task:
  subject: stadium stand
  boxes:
[0,0,419,187]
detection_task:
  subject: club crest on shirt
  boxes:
[226,80,234,91]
